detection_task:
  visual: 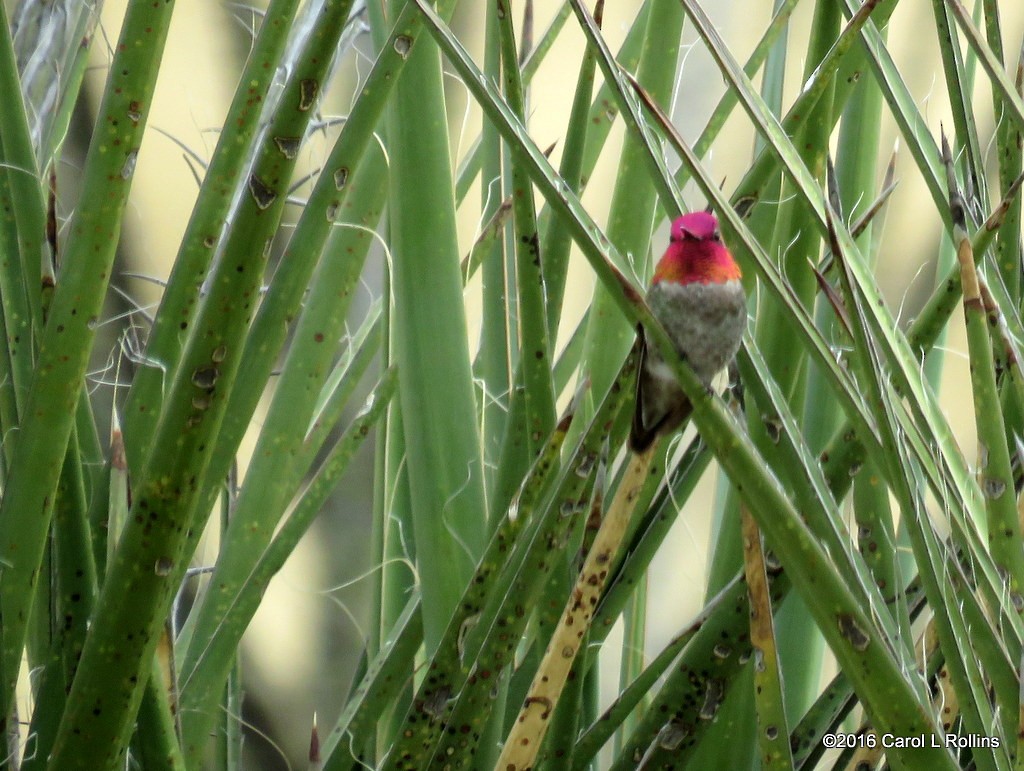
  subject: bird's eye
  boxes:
[711,230,721,242]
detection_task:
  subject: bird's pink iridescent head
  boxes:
[652,212,741,286]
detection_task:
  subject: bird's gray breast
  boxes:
[645,279,746,383]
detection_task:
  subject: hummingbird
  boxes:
[630,211,746,453]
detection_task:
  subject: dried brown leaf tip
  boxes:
[940,126,967,234]
[812,263,852,337]
[308,712,322,770]
[826,155,842,218]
